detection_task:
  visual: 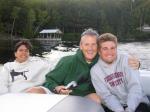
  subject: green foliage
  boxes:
[63,33,80,41]
[134,32,150,41]
[30,39,43,56]
[23,9,36,38]
[0,0,150,41]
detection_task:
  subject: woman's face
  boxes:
[15,45,30,63]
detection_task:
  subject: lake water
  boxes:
[118,42,150,71]
[0,42,150,71]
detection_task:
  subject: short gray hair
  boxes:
[81,28,99,38]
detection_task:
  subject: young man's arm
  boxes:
[91,68,124,112]
[125,66,143,112]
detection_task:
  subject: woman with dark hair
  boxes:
[0,40,52,94]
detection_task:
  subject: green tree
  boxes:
[11,6,20,38]
[23,9,36,38]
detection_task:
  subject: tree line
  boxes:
[0,0,150,41]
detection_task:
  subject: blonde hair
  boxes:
[97,33,117,48]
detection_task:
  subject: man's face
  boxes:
[15,45,29,63]
[98,41,117,64]
[80,35,97,62]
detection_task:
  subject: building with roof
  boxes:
[137,24,150,32]
[36,29,62,51]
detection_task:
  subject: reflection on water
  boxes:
[118,42,150,71]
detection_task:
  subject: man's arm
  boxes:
[125,66,143,112]
[43,57,71,92]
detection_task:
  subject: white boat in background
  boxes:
[54,45,78,52]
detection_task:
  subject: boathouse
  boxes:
[137,24,150,32]
[36,29,62,51]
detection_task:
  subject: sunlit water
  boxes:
[118,42,150,71]
[0,42,150,72]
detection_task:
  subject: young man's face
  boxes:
[98,41,117,64]
[80,35,97,62]
[15,45,30,63]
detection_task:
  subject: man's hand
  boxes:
[55,85,72,95]
[25,87,46,94]
[128,55,140,70]
[86,93,101,104]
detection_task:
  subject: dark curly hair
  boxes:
[14,40,32,52]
